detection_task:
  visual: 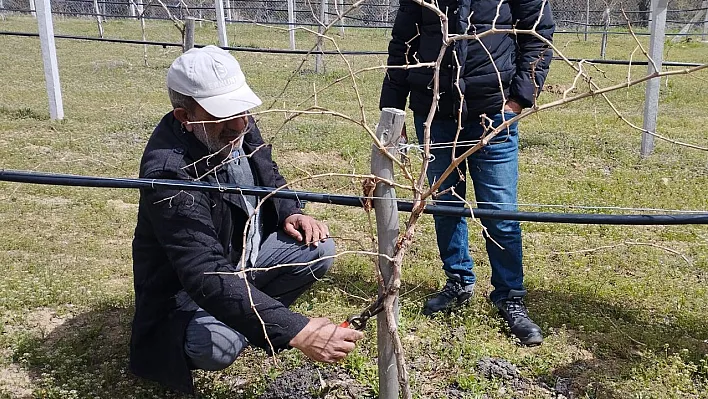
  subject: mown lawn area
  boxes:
[0,15,707,399]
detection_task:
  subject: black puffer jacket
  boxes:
[380,0,555,121]
[130,113,305,393]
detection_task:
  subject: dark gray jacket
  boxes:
[130,113,305,393]
[380,0,555,121]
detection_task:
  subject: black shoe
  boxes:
[423,280,474,316]
[495,290,543,346]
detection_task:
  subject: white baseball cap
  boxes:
[167,45,262,118]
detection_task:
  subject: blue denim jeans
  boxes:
[414,112,524,303]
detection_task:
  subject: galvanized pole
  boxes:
[584,0,590,41]
[224,0,231,21]
[334,0,344,36]
[322,0,328,25]
[600,7,610,58]
[371,108,405,399]
[129,0,135,17]
[36,0,64,120]
[671,5,706,43]
[29,0,36,17]
[184,16,195,51]
[101,0,107,21]
[701,0,708,42]
[315,0,325,73]
[136,0,148,66]
[198,0,202,28]
[93,0,104,37]
[214,0,228,47]
[641,0,668,158]
[287,0,296,49]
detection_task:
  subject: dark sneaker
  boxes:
[495,291,543,346]
[423,280,474,316]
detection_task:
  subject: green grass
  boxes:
[0,15,707,399]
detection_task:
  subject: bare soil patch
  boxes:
[0,364,33,399]
[0,308,72,398]
[260,362,372,399]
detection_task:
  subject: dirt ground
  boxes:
[0,307,576,399]
[259,362,373,399]
[258,357,574,399]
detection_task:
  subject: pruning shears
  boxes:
[339,295,386,331]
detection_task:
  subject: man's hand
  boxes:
[504,99,523,114]
[283,214,329,246]
[289,317,364,363]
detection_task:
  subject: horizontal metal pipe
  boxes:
[1,170,706,225]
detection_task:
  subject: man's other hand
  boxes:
[283,214,329,246]
[289,317,364,363]
[504,99,523,114]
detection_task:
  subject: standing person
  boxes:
[380,0,555,346]
[130,46,363,393]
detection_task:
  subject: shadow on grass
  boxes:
[13,306,192,398]
[15,284,380,399]
[14,306,295,398]
[313,262,708,397]
[528,288,708,397]
[0,106,50,121]
[25,272,705,398]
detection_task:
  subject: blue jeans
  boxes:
[414,112,524,303]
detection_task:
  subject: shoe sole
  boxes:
[519,333,544,346]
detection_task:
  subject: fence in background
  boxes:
[2,0,706,156]
[2,0,708,36]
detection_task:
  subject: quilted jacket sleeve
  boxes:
[509,0,555,108]
[380,0,422,110]
[140,173,309,351]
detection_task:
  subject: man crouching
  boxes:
[130,45,363,393]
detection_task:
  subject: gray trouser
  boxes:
[183,231,335,371]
